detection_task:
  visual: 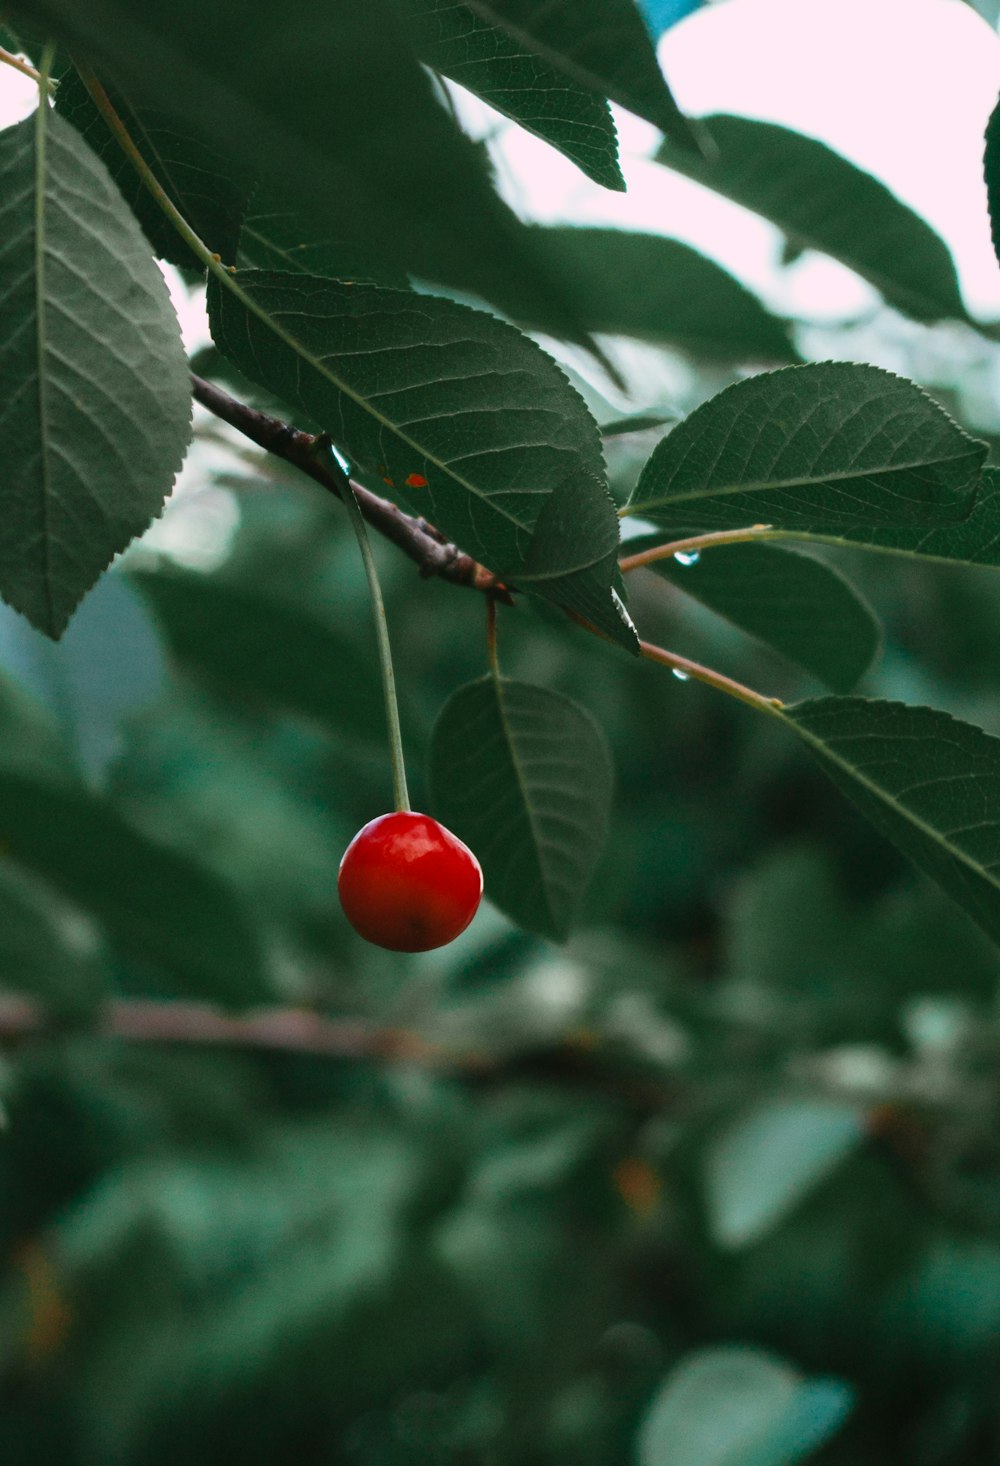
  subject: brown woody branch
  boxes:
[0,996,679,1109]
[191,374,512,602]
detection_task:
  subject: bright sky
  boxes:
[1,0,998,329]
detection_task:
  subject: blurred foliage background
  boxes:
[1,2,1000,1463]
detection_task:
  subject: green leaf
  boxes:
[0,107,191,637]
[55,66,249,270]
[207,270,634,648]
[514,227,798,363]
[0,570,167,786]
[0,771,270,1003]
[658,114,970,324]
[782,697,1000,949]
[400,0,625,191]
[637,1347,853,1466]
[130,567,387,743]
[984,93,1000,272]
[465,0,701,151]
[238,191,409,286]
[704,1098,865,1250]
[638,540,879,691]
[0,862,105,1017]
[753,465,1000,566]
[10,0,591,332]
[628,364,985,535]
[428,677,614,941]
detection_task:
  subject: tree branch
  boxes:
[0,996,679,1109]
[191,374,512,602]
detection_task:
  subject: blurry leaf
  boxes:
[0,668,76,780]
[640,541,879,691]
[659,115,970,324]
[0,571,167,786]
[55,1123,471,1461]
[518,227,798,363]
[0,863,104,1017]
[0,772,270,1003]
[465,0,702,151]
[724,847,1000,1026]
[401,0,626,191]
[637,1347,852,1466]
[601,413,675,438]
[55,66,249,269]
[704,1098,865,1250]
[782,697,1000,949]
[111,688,349,916]
[628,364,985,534]
[130,566,386,742]
[985,93,1000,273]
[207,271,633,647]
[429,677,614,941]
[10,0,593,330]
[882,1237,1000,1361]
[0,108,191,636]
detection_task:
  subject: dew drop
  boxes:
[672,668,690,682]
[673,549,700,567]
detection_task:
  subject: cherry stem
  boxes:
[618,524,775,574]
[338,459,412,813]
[76,63,233,277]
[638,639,783,714]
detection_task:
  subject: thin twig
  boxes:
[0,44,49,88]
[619,525,775,574]
[639,638,783,713]
[191,374,513,601]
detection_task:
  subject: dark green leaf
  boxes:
[638,1347,853,1466]
[401,0,625,191]
[783,697,1000,948]
[130,567,386,743]
[429,677,614,941]
[984,93,1000,272]
[515,227,798,363]
[0,772,270,1002]
[55,66,249,270]
[640,540,879,691]
[207,270,634,648]
[238,191,409,286]
[760,464,1000,566]
[0,108,191,637]
[0,863,105,1017]
[464,0,701,150]
[628,363,985,534]
[659,115,970,324]
[10,0,592,333]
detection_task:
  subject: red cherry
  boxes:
[338,811,483,952]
